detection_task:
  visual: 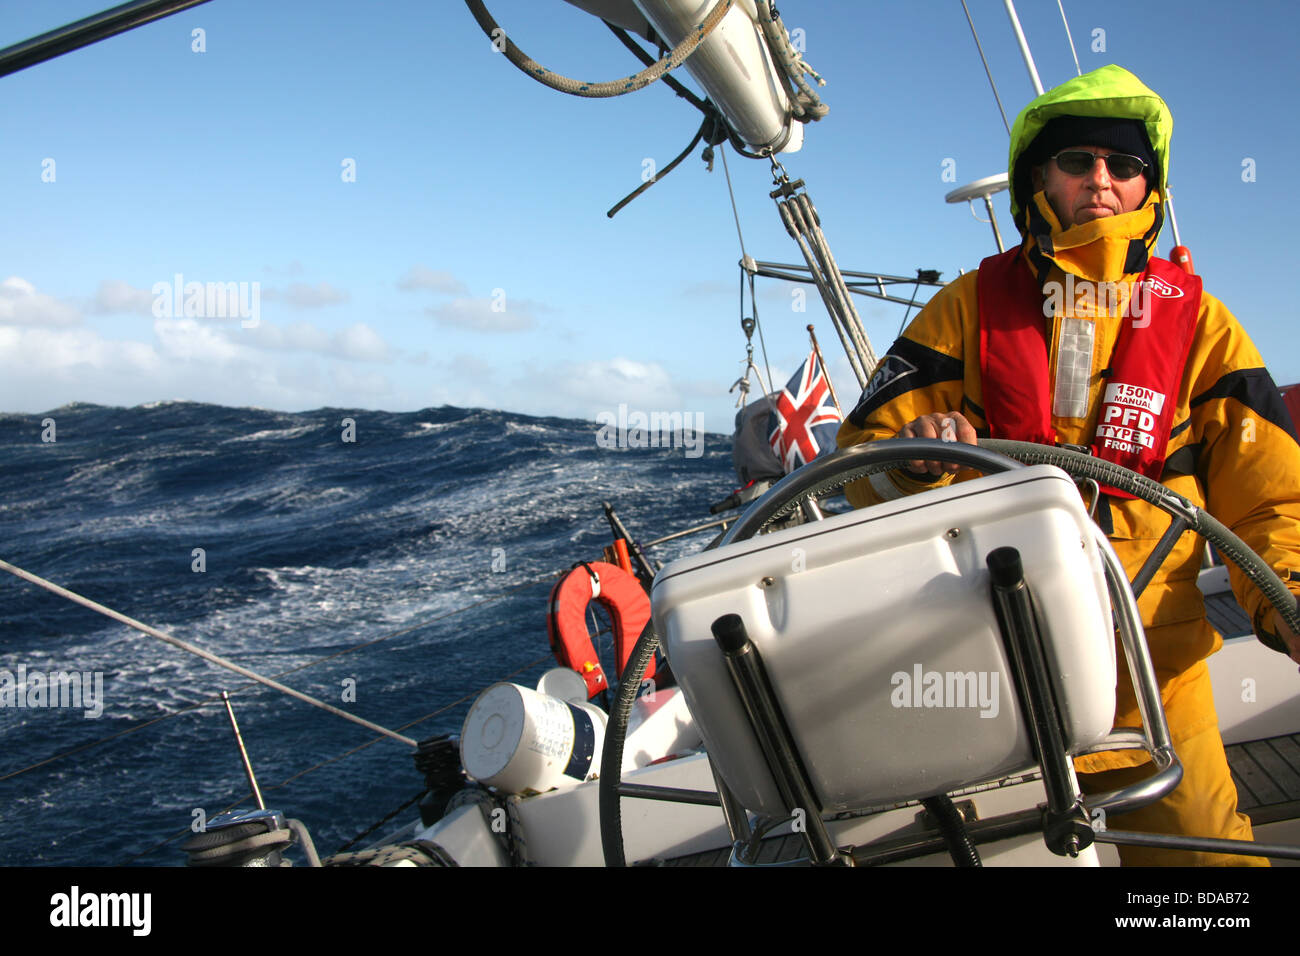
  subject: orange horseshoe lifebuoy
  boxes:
[547,560,654,699]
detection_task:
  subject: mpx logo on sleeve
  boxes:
[850,354,917,416]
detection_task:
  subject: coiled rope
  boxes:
[463,0,732,98]
[753,0,827,120]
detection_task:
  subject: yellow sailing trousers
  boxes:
[1077,720,1267,867]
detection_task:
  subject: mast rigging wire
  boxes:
[960,0,1012,137]
[1057,0,1083,77]
[719,143,777,403]
[719,139,750,262]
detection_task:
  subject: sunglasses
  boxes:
[1051,150,1149,181]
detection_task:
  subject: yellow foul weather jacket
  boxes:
[836,238,1300,770]
[837,65,1300,773]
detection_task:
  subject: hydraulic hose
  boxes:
[980,438,1300,649]
[599,623,660,867]
[920,795,982,867]
[718,438,1298,652]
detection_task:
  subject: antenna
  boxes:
[946,173,1011,253]
[1164,186,1196,274]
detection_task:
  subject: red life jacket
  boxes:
[977,248,1201,497]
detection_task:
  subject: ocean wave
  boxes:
[0,401,735,865]
[222,424,320,442]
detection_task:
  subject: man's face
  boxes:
[1031,145,1150,228]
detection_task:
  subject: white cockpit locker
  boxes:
[652,465,1117,815]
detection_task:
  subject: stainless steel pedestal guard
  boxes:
[601,439,1298,864]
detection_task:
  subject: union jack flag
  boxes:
[767,351,842,473]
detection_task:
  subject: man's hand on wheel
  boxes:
[1269,609,1300,667]
[897,411,978,477]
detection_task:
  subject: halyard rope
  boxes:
[464,0,731,98]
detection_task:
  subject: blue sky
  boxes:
[3,0,1296,434]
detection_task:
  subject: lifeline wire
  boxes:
[126,651,556,863]
[1,556,417,747]
[2,569,566,783]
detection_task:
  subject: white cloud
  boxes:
[246,320,328,353]
[397,266,467,295]
[0,324,159,373]
[262,281,349,308]
[0,279,399,412]
[334,323,390,362]
[245,319,391,362]
[155,317,247,363]
[519,357,683,418]
[0,322,401,413]
[428,296,537,333]
[92,279,155,316]
[329,364,392,397]
[0,276,81,327]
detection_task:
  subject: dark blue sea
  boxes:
[0,402,735,866]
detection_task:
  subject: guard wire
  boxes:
[0,570,565,784]
[123,652,556,863]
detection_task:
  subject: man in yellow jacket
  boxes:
[837,64,1300,865]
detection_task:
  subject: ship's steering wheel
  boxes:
[598,438,1299,866]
